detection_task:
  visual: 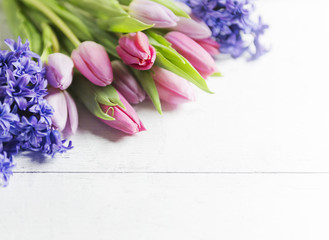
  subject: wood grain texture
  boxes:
[1,173,329,240]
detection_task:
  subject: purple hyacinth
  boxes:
[0,37,72,186]
[180,0,268,60]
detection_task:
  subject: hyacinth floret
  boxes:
[180,0,268,59]
[0,37,72,186]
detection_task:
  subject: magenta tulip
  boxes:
[46,53,74,90]
[99,91,145,135]
[129,0,179,28]
[71,41,113,86]
[112,61,145,104]
[116,32,156,70]
[152,67,196,105]
[195,38,220,56]
[45,88,78,136]
[165,31,217,78]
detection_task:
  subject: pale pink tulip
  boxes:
[170,17,212,39]
[62,91,79,136]
[71,41,113,86]
[112,61,145,104]
[129,0,179,28]
[195,38,220,56]
[165,31,217,78]
[45,88,78,136]
[152,67,195,105]
[116,32,156,70]
[46,53,74,90]
[99,91,145,135]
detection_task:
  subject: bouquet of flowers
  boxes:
[0,0,267,186]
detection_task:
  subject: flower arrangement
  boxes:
[0,0,267,186]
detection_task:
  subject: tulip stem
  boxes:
[21,0,81,48]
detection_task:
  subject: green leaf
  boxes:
[3,0,42,53]
[40,23,55,62]
[97,16,153,33]
[2,0,22,37]
[43,0,92,41]
[151,0,190,18]
[22,20,43,54]
[147,31,212,93]
[67,0,153,33]
[156,52,212,93]
[71,75,124,121]
[131,69,162,114]
[63,2,120,58]
[117,0,132,5]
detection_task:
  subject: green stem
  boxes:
[21,0,81,48]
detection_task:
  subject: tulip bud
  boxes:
[152,67,195,105]
[71,41,113,86]
[165,31,217,78]
[170,17,212,40]
[46,53,74,90]
[99,91,146,135]
[70,75,145,135]
[112,61,146,104]
[129,0,179,28]
[116,32,156,70]
[195,38,220,56]
[45,88,78,136]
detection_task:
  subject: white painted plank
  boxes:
[2,0,329,172]
[1,173,329,240]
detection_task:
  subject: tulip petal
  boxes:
[135,31,151,55]
[62,91,79,136]
[47,53,74,90]
[45,88,68,131]
[153,67,195,104]
[129,0,179,28]
[165,31,217,78]
[119,35,149,60]
[99,91,145,134]
[72,50,108,86]
[171,17,212,39]
[78,41,113,85]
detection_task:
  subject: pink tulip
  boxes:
[129,0,179,28]
[46,53,74,90]
[165,31,217,78]
[170,17,212,40]
[45,88,78,136]
[195,38,220,56]
[71,41,113,86]
[152,67,195,105]
[112,61,145,104]
[116,32,156,70]
[99,91,145,135]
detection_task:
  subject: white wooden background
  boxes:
[1,1,329,239]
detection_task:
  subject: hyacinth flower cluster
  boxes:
[179,0,269,59]
[0,38,73,186]
[1,0,268,186]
